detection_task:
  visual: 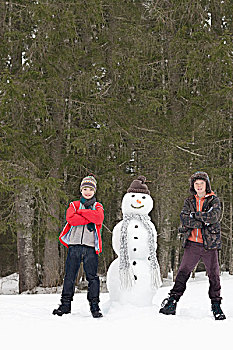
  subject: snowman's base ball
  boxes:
[106,258,157,307]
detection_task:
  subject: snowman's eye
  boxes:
[131,195,135,197]
[142,196,146,199]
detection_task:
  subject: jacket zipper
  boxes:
[81,225,85,245]
[196,199,201,242]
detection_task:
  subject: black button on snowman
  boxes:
[107,176,162,307]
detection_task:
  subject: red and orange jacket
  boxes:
[59,200,104,254]
[189,193,215,243]
[180,192,221,250]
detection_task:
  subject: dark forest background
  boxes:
[0,0,232,293]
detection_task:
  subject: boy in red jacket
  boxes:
[53,175,104,318]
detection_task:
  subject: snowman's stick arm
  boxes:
[102,224,113,234]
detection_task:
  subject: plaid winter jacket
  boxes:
[180,193,221,250]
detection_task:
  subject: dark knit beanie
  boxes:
[127,175,150,195]
[190,171,211,195]
[80,174,97,193]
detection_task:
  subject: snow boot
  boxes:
[211,301,226,320]
[159,296,177,315]
[89,299,103,318]
[53,301,71,316]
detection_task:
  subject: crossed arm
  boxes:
[180,197,221,229]
[66,202,104,226]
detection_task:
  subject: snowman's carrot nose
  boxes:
[136,199,141,204]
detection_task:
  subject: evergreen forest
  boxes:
[0,0,232,293]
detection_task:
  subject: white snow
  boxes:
[1,271,233,349]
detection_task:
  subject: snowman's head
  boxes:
[121,192,153,215]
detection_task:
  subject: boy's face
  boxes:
[81,187,95,199]
[194,179,206,197]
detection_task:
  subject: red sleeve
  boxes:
[77,204,104,225]
[66,203,90,226]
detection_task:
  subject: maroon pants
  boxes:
[170,240,222,302]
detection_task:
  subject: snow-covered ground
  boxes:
[1,272,233,349]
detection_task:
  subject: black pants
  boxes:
[61,245,100,303]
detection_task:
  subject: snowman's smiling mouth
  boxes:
[131,204,145,209]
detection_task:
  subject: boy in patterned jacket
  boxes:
[159,171,226,320]
[53,175,104,318]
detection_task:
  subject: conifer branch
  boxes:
[174,145,206,158]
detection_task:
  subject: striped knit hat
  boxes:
[80,175,97,193]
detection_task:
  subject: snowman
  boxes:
[107,176,162,307]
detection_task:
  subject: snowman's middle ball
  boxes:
[121,192,153,215]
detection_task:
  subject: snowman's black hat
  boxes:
[127,175,150,195]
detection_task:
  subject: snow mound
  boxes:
[0,273,19,294]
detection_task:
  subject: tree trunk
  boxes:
[42,234,60,287]
[173,233,181,280]
[16,185,37,293]
[0,1,6,40]
[42,109,64,287]
[42,169,61,287]
[228,114,233,274]
[158,210,171,279]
